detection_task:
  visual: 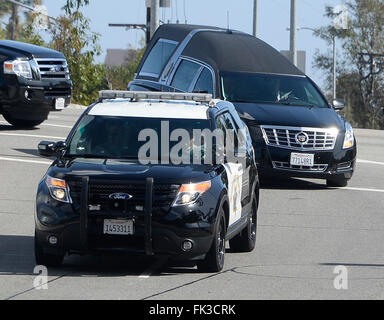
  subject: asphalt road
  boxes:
[0,106,383,300]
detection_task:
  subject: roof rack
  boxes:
[98,90,213,103]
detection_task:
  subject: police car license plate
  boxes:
[103,219,134,235]
[290,153,314,167]
[55,98,65,110]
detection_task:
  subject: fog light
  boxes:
[48,235,58,245]
[182,240,193,251]
[24,90,31,100]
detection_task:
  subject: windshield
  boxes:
[221,72,329,108]
[66,115,211,160]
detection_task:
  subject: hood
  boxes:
[49,158,214,184]
[0,40,65,59]
[234,102,346,130]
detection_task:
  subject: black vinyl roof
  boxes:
[182,30,304,76]
[136,24,304,80]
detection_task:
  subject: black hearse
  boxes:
[35,91,259,272]
[128,24,357,187]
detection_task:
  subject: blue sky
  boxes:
[41,0,347,90]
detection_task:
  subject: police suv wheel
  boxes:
[197,205,226,273]
[34,233,64,267]
[229,195,258,252]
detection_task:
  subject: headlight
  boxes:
[172,181,211,206]
[45,175,71,203]
[4,59,33,79]
[343,122,354,149]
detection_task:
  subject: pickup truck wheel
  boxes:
[34,233,64,267]
[2,111,46,128]
[229,195,258,252]
[197,205,226,273]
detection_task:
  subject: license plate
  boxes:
[290,152,314,167]
[103,219,134,235]
[55,98,65,110]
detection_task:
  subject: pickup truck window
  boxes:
[171,60,201,92]
[193,68,214,95]
[140,38,178,78]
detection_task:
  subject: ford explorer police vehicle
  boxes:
[35,91,259,272]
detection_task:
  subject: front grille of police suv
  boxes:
[35,58,69,80]
[260,125,338,151]
[67,180,180,213]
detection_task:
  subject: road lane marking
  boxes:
[0,132,65,140]
[342,187,384,193]
[139,256,168,279]
[0,156,52,165]
[0,120,72,128]
[357,159,384,166]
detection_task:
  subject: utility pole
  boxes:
[289,0,297,67]
[150,0,160,38]
[252,0,258,37]
[332,37,336,100]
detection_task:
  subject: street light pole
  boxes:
[253,0,258,37]
[290,0,297,66]
[332,36,337,100]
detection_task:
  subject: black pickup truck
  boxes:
[0,40,72,128]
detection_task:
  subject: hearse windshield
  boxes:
[66,115,211,160]
[221,72,329,108]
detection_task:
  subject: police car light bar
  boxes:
[99,90,213,103]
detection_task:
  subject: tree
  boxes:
[48,0,106,105]
[314,1,384,129]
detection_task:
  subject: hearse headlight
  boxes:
[4,59,32,79]
[343,122,354,149]
[45,175,71,203]
[173,181,211,206]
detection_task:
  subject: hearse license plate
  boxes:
[290,153,314,167]
[55,98,65,110]
[103,219,134,235]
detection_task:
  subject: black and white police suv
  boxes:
[35,91,259,272]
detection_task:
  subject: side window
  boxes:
[139,39,178,78]
[193,68,214,94]
[171,60,201,92]
[223,113,239,150]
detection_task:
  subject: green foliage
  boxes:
[314,0,384,129]
[103,48,145,90]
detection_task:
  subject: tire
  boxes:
[326,178,348,188]
[229,195,258,252]
[2,111,46,128]
[34,234,64,267]
[197,204,227,273]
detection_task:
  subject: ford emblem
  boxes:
[108,193,132,200]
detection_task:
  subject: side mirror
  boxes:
[38,141,66,157]
[333,98,346,110]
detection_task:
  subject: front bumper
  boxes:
[1,76,72,116]
[254,143,356,181]
[35,178,217,260]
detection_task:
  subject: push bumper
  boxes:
[35,177,215,261]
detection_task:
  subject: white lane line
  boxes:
[0,156,52,165]
[341,187,384,193]
[139,256,168,279]
[0,120,72,128]
[0,132,65,140]
[357,159,384,166]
